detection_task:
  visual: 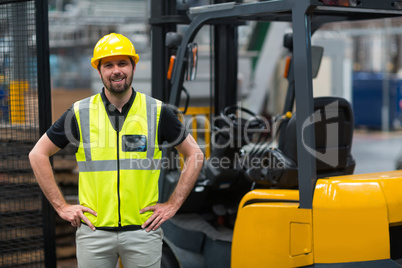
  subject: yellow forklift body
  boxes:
[312,171,402,263]
[232,171,402,267]
[232,190,313,268]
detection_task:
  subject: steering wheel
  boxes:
[220,105,266,130]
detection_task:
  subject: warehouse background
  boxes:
[2,0,402,267]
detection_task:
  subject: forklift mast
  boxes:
[150,0,241,116]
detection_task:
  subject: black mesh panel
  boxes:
[0,1,45,267]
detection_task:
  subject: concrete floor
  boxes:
[352,129,402,174]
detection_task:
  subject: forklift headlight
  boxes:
[319,0,358,7]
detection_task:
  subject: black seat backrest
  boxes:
[280,96,355,179]
[245,96,356,189]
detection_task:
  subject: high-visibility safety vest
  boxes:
[73,92,162,229]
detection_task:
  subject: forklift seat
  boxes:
[246,97,356,188]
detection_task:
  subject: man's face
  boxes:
[98,55,135,95]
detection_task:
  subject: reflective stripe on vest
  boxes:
[74,92,162,228]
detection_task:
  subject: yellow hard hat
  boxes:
[91,33,139,69]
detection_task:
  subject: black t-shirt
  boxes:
[46,88,187,151]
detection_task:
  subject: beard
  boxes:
[101,73,133,96]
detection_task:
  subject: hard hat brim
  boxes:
[91,54,140,69]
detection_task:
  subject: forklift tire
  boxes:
[161,243,180,268]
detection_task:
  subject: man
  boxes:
[29,33,204,267]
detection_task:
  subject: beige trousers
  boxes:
[76,224,163,268]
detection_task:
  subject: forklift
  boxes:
[150,1,402,267]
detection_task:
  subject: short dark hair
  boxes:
[129,58,135,68]
[97,59,102,72]
[97,57,136,72]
